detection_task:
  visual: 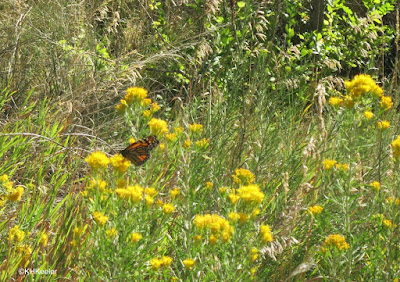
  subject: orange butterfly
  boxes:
[120,135,159,166]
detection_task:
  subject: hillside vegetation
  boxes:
[1,0,400,280]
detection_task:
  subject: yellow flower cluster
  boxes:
[149,256,172,270]
[110,154,131,173]
[189,123,203,133]
[85,151,110,170]
[183,258,196,270]
[363,110,374,120]
[193,214,234,243]
[260,224,273,243]
[125,87,148,104]
[235,184,265,205]
[92,211,109,227]
[308,205,323,215]
[344,74,383,98]
[148,118,168,136]
[383,219,393,229]
[106,227,118,240]
[369,181,380,192]
[386,197,400,205]
[392,136,400,160]
[232,168,255,185]
[131,232,142,243]
[195,138,210,149]
[162,203,175,214]
[0,174,13,190]
[377,120,390,130]
[8,225,25,242]
[7,186,24,202]
[115,185,144,203]
[322,234,349,251]
[323,159,337,170]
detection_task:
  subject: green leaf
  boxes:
[237,1,245,8]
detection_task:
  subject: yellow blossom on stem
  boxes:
[141,98,152,107]
[124,87,148,104]
[166,133,177,142]
[380,96,393,111]
[85,151,110,170]
[183,259,196,270]
[377,120,390,130]
[183,138,192,149]
[173,126,184,135]
[170,187,180,199]
[8,225,25,242]
[323,234,349,251]
[162,203,175,214]
[239,213,249,224]
[7,186,24,202]
[228,193,240,205]
[145,187,158,197]
[323,159,337,170]
[195,138,210,149]
[328,97,344,106]
[336,163,349,171]
[228,212,240,221]
[189,123,203,133]
[145,195,154,206]
[131,232,142,243]
[232,168,255,185]
[0,174,9,183]
[115,185,144,203]
[383,219,393,228]
[93,211,109,227]
[150,102,161,113]
[106,227,118,240]
[344,74,383,98]
[237,184,265,205]
[143,110,151,118]
[343,96,354,108]
[110,154,131,173]
[308,205,323,215]
[369,181,380,192]
[250,248,258,262]
[150,258,163,270]
[115,99,127,113]
[364,110,374,120]
[391,136,400,160]
[260,224,273,243]
[40,232,48,247]
[148,118,168,136]
[205,182,213,190]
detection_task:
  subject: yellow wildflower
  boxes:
[232,168,255,185]
[150,258,163,270]
[336,163,349,171]
[183,138,192,149]
[145,195,154,206]
[7,186,24,202]
[150,102,161,113]
[145,187,158,197]
[115,185,144,203]
[228,193,240,205]
[345,74,383,98]
[377,120,390,130]
[8,225,25,242]
[195,138,210,149]
[228,212,240,221]
[162,203,175,214]
[148,118,168,136]
[131,232,142,243]
[143,110,151,118]
[141,98,152,107]
[183,259,196,270]
[250,248,258,262]
[115,99,127,113]
[173,126,184,135]
[40,232,48,247]
[110,154,131,173]
[364,110,374,120]
[93,211,109,227]
[85,151,110,170]
[237,184,265,205]
[106,227,118,240]
[380,96,393,111]
[369,181,380,192]
[170,187,180,199]
[189,123,203,133]
[166,133,177,142]
[392,136,400,160]
[0,174,9,183]
[328,97,344,106]
[383,219,393,228]
[124,87,148,104]
[323,159,337,170]
[323,234,350,251]
[260,224,273,243]
[308,205,323,215]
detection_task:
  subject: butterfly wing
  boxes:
[120,136,159,166]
